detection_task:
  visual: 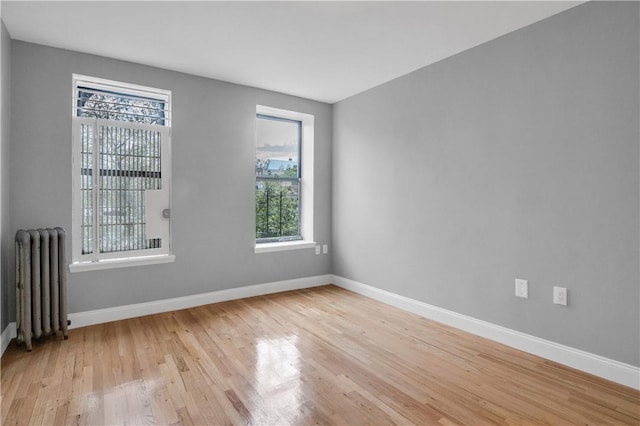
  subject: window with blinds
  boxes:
[72,75,172,265]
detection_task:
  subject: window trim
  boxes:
[71,75,173,269]
[255,105,315,253]
[254,241,316,254]
[69,254,176,273]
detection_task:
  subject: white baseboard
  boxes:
[1,322,16,355]
[331,275,640,391]
[68,274,332,330]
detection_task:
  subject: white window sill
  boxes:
[69,254,176,273]
[254,241,316,254]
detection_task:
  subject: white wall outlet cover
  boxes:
[554,286,568,306]
[322,244,328,254]
[515,279,528,298]
[315,245,321,255]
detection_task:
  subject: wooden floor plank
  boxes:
[2,285,639,425]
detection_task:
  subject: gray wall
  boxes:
[1,20,11,333]
[332,2,639,366]
[8,42,332,318]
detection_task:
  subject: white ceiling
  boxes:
[2,1,581,104]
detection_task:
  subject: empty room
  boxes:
[0,1,639,424]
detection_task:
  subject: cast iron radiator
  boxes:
[15,228,69,351]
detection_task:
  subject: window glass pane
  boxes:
[256,179,300,241]
[256,114,302,242]
[98,125,162,253]
[256,116,300,178]
[80,123,93,254]
[77,88,166,125]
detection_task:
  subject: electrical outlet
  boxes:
[315,245,321,255]
[553,286,567,306]
[322,244,328,254]
[515,279,528,298]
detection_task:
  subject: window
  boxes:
[71,75,173,270]
[255,106,314,253]
[256,114,301,242]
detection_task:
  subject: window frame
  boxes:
[254,105,315,253]
[70,75,174,271]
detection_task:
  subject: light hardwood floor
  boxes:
[1,285,639,425]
